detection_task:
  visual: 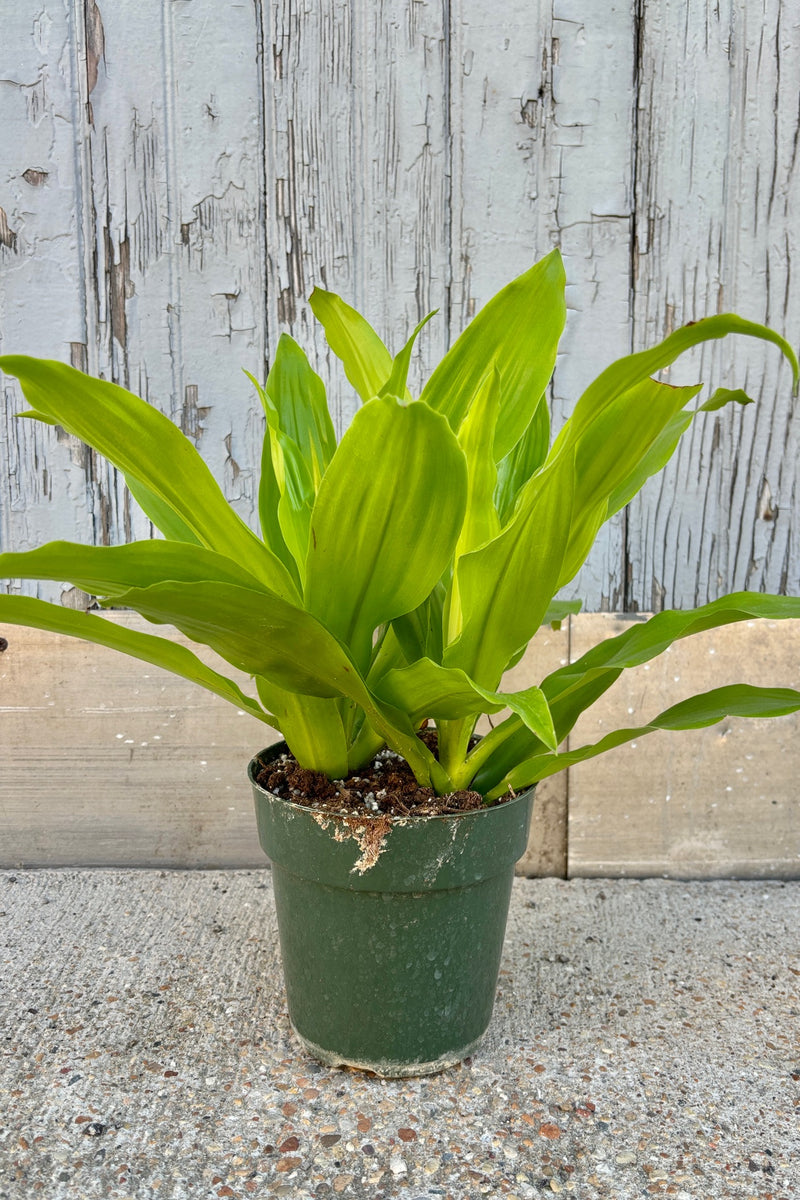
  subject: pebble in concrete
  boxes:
[0,872,798,1199]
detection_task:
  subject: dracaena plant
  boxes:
[1,249,799,801]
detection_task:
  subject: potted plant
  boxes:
[1,248,798,1076]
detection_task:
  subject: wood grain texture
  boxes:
[0,615,276,869]
[0,2,98,600]
[3,3,797,611]
[0,614,566,873]
[628,2,800,609]
[3,614,798,877]
[567,614,800,878]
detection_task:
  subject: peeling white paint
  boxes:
[1,3,798,612]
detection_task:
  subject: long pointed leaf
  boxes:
[98,578,450,791]
[0,540,272,598]
[107,579,365,699]
[376,657,557,749]
[455,367,501,559]
[494,398,550,525]
[0,595,274,725]
[305,396,468,672]
[485,684,800,798]
[472,592,800,792]
[256,430,298,581]
[549,378,702,589]
[390,582,446,667]
[545,593,800,738]
[552,314,798,458]
[379,311,437,400]
[264,416,315,580]
[262,335,336,486]
[309,288,394,402]
[125,476,203,545]
[605,386,756,521]
[0,356,297,599]
[421,248,566,460]
[444,448,575,688]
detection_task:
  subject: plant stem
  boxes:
[458,718,521,789]
[347,720,385,772]
[279,695,350,778]
[436,717,475,789]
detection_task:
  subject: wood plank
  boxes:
[627,2,800,609]
[2,613,799,876]
[257,0,449,429]
[450,0,636,610]
[83,0,268,537]
[0,615,275,868]
[0,3,97,602]
[567,614,800,878]
[0,614,567,873]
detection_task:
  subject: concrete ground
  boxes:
[1,871,798,1200]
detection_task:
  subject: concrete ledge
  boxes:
[1,871,798,1198]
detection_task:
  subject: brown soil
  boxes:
[254,733,498,818]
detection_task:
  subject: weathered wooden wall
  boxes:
[2,2,798,610]
[2,4,800,876]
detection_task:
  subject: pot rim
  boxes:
[248,741,532,824]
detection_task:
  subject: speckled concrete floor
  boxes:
[1,872,798,1200]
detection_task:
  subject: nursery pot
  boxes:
[249,742,534,1077]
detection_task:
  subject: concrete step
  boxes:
[1,872,798,1198]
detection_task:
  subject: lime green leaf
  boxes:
[260,335,337,485]
[390,582,446,666]
[604,409,693,521]
[500,685,557,750]
[556,314,798,452]
[445,367,502,645]
[455,367,501,558]
[256,430,298,580]
[606,386,759,522]
[376,658,502,720]
[541,314,797,588]
[444,449,575,688]
[100,577,449,791]
[421,248,566,461]
[251,681,355,781]
[0,356,297,600]
[544,592,800,741]
[501,600,582,675]
[494,398,550,525]
[248,363,317,578]
[700,387,754,412]
[265,417,315,580]
[0,595,274,725]
[309,287,394,402]
[376,657,557,750]
[274,693,351,779]
[106,579,364,699]
[305,396,468,672]
[379,311,437,400]
[22,413,204,548]
[555,379,702,587]
[471,592,800,794]
[486,684,800,797]
[125,476,203,545]
[0,540,272,599]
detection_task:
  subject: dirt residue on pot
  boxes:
[253,736,506,874]
[310,811,395,874]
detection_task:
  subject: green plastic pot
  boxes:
[249,742,534,1077]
